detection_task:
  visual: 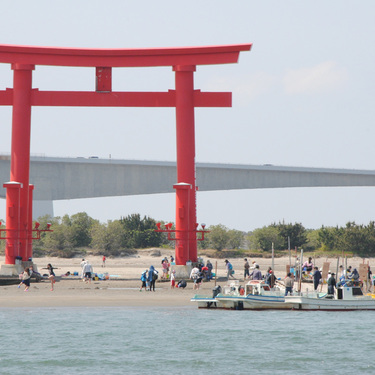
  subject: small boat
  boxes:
[285,285,375,311]
[191,280,294,310]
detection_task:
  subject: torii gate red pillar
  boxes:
[8,64,34,263]
[174,65,196,264]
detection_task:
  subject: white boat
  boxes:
[285,285,375,311]
[191,280,294,310]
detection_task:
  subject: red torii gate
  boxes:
[0,43,251,266]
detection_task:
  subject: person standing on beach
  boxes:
[148,265,158,291]
[206,260,213,280]
[161,259,168,279]
[190,266,200,289]
[80,259,86,280]
[83,261,93,283]
[285,273,294,296]
[140,270,148,291]
[102,255,106,267]
[43,264,57,291]
[244,258,250,279]
[225,260,235,280]
[170,270,176,289]
[18,267,31,291]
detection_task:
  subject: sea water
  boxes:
[0,306,374,375]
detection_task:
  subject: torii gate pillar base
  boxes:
[0,261,38,277]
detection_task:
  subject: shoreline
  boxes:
[0,254,372,308]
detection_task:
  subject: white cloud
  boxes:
[205,72,277,104]
[283,61,348,95]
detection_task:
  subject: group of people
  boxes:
[189,259,214,289]
[289,259,373,296]
[140,262,187,291]
[140,265,159,291]
[18,263,57,291]
[161,256,175,280]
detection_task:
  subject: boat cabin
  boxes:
[337,286,364,300]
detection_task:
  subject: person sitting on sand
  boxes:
[177,279,187,289]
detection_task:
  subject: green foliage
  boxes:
[205,224,230,251]
[204,225,244,251]
[251,226,283,251]
[120,214,164,248]
[317,222,375,256]
[26,211,375,258]
[270,221,308,249]
[227,229,244,249]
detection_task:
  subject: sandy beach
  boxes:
[0,250,372,308]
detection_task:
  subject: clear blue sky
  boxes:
[0,1,374,231]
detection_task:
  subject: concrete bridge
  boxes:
[1,155,375,218]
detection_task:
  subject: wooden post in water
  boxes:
[298,249,303,292]
[214,261,218,287]
[320,262,330,292]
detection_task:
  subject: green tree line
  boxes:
[29,212,171,257]
[1,213,375,257]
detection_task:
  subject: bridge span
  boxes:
[0,155,374,218]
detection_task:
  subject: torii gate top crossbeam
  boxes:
[0,44,252,67]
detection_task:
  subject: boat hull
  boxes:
[286,296,375,311]
[191,295,294,310]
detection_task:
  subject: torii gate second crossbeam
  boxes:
[0,43,251,266]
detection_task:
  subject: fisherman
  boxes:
[312,266,322,291]
[250,264,262,280]
[327,272,336,295]
[266,268,277,288]
[243,258,250,279]
[206,260,213,280]
[284,273,294,296]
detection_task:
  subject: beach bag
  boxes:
[153,271,158,281]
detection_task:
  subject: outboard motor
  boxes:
[212,285,222,298]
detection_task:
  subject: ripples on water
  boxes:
[0,307,374,374]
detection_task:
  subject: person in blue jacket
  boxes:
[140,270,148,291]
[148,265,158,292]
